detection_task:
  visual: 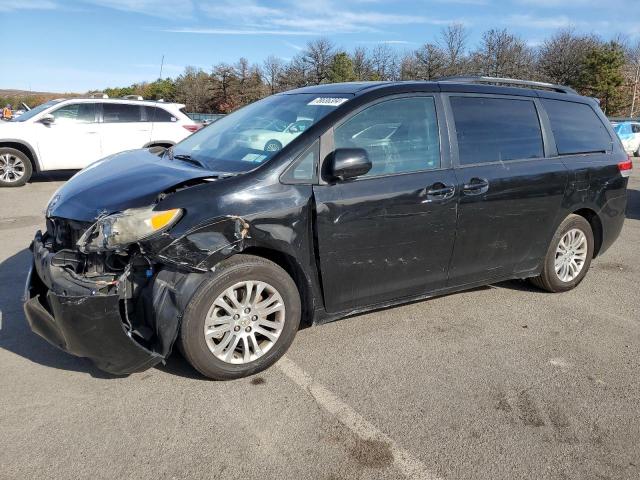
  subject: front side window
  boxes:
[542,99,612,155]
[51,103,96,124]
[172,93,352,173]
[333,96,440,177]
[450,96,544,165]
[11,99,64,122]
[102,103,143,123]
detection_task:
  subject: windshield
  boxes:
[172,93,352,172]
[613,122,631,136]
[11,99,63,122]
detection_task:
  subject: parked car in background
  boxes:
[236,118,314,152]
[0,97,200,186]
[612,120,640,156]
[24,78,631,380]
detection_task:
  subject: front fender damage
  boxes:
[148,215,252,271]
[25,229,207,375]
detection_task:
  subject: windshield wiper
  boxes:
[171,153,207,169]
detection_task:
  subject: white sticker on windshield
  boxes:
[307,97,349,106]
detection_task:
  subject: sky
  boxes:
[2,0,639,92]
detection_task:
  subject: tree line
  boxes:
[5,26,640,117]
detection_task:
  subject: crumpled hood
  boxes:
[47,149,218,222]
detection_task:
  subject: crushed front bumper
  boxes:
[23,231,165,375]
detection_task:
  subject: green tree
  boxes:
[580,41,625,114]
[329,52,356,83]
[144,78,177,101]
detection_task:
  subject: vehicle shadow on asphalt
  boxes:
[29,170,78,183]
[0,248,120,379]
[626,188,640,220]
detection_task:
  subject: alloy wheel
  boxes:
[554,228,588,282]
[0,153,26,183]
[203,280,286,364]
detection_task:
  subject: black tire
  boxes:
[264,140,282,153]
[0,147,32,187]
[179,254,301,380]
[530,214,594,293]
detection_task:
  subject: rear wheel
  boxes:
[0,148,32,187]
[179,254,301,380]
[530,214,594,292]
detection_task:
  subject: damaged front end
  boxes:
[23,216,204,375]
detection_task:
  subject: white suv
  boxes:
[0,97,200,186]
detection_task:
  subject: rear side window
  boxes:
[51,103,96,123]
[633,124,640,134]
[450,96,544,165]
[541,99,612,155]
[334,96,440,177]
[102,103,143,123]
[144,106,177,122]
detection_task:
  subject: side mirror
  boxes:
[324,148,371,181]
[40,114,55,125]
[148,145,167,156]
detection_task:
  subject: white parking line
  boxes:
[277,356,442,480]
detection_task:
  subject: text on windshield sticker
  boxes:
[307,97,349,106]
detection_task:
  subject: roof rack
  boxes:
[437,76,578,95]
[88,93,109,99]
[122,95,144,101]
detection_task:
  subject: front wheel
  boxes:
[179,254,301,380]
[530,214,594,292]
[0,148,32,187]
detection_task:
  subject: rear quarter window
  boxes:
[450,96,544,165]
[541,99,612,155]
[144,106,177,122]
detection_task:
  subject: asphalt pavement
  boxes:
[0,169,638,480]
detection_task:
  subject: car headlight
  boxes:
[77,206,182,251]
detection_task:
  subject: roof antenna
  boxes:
[149,54,164,145]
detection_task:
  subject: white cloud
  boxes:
[357,40,414,45]
[514,0,603,6]
[505,14,580,29]
[0,0,57,12]
[191,0,458,35]
[283,41,305,51]
[83,0,194,19]
[163,27,319,36]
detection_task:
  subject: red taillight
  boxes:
[619,157,633,178]
[183,124,202,133]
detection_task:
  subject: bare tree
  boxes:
[281,53,309,89]
[352,46,373,81]
[439,23,468,75]
[262,55,285,94]
[626,41,640,116]
[211,63,239,112]
[371,44,400,80]
[174,66,211,113]
[471,29,534,78]
[303,38,335,84]
[537,28,600,86]
[413,43,447,80]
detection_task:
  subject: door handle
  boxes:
[462,178,489,196]
[425,183,456,201]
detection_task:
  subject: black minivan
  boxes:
[24,77,632,379]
